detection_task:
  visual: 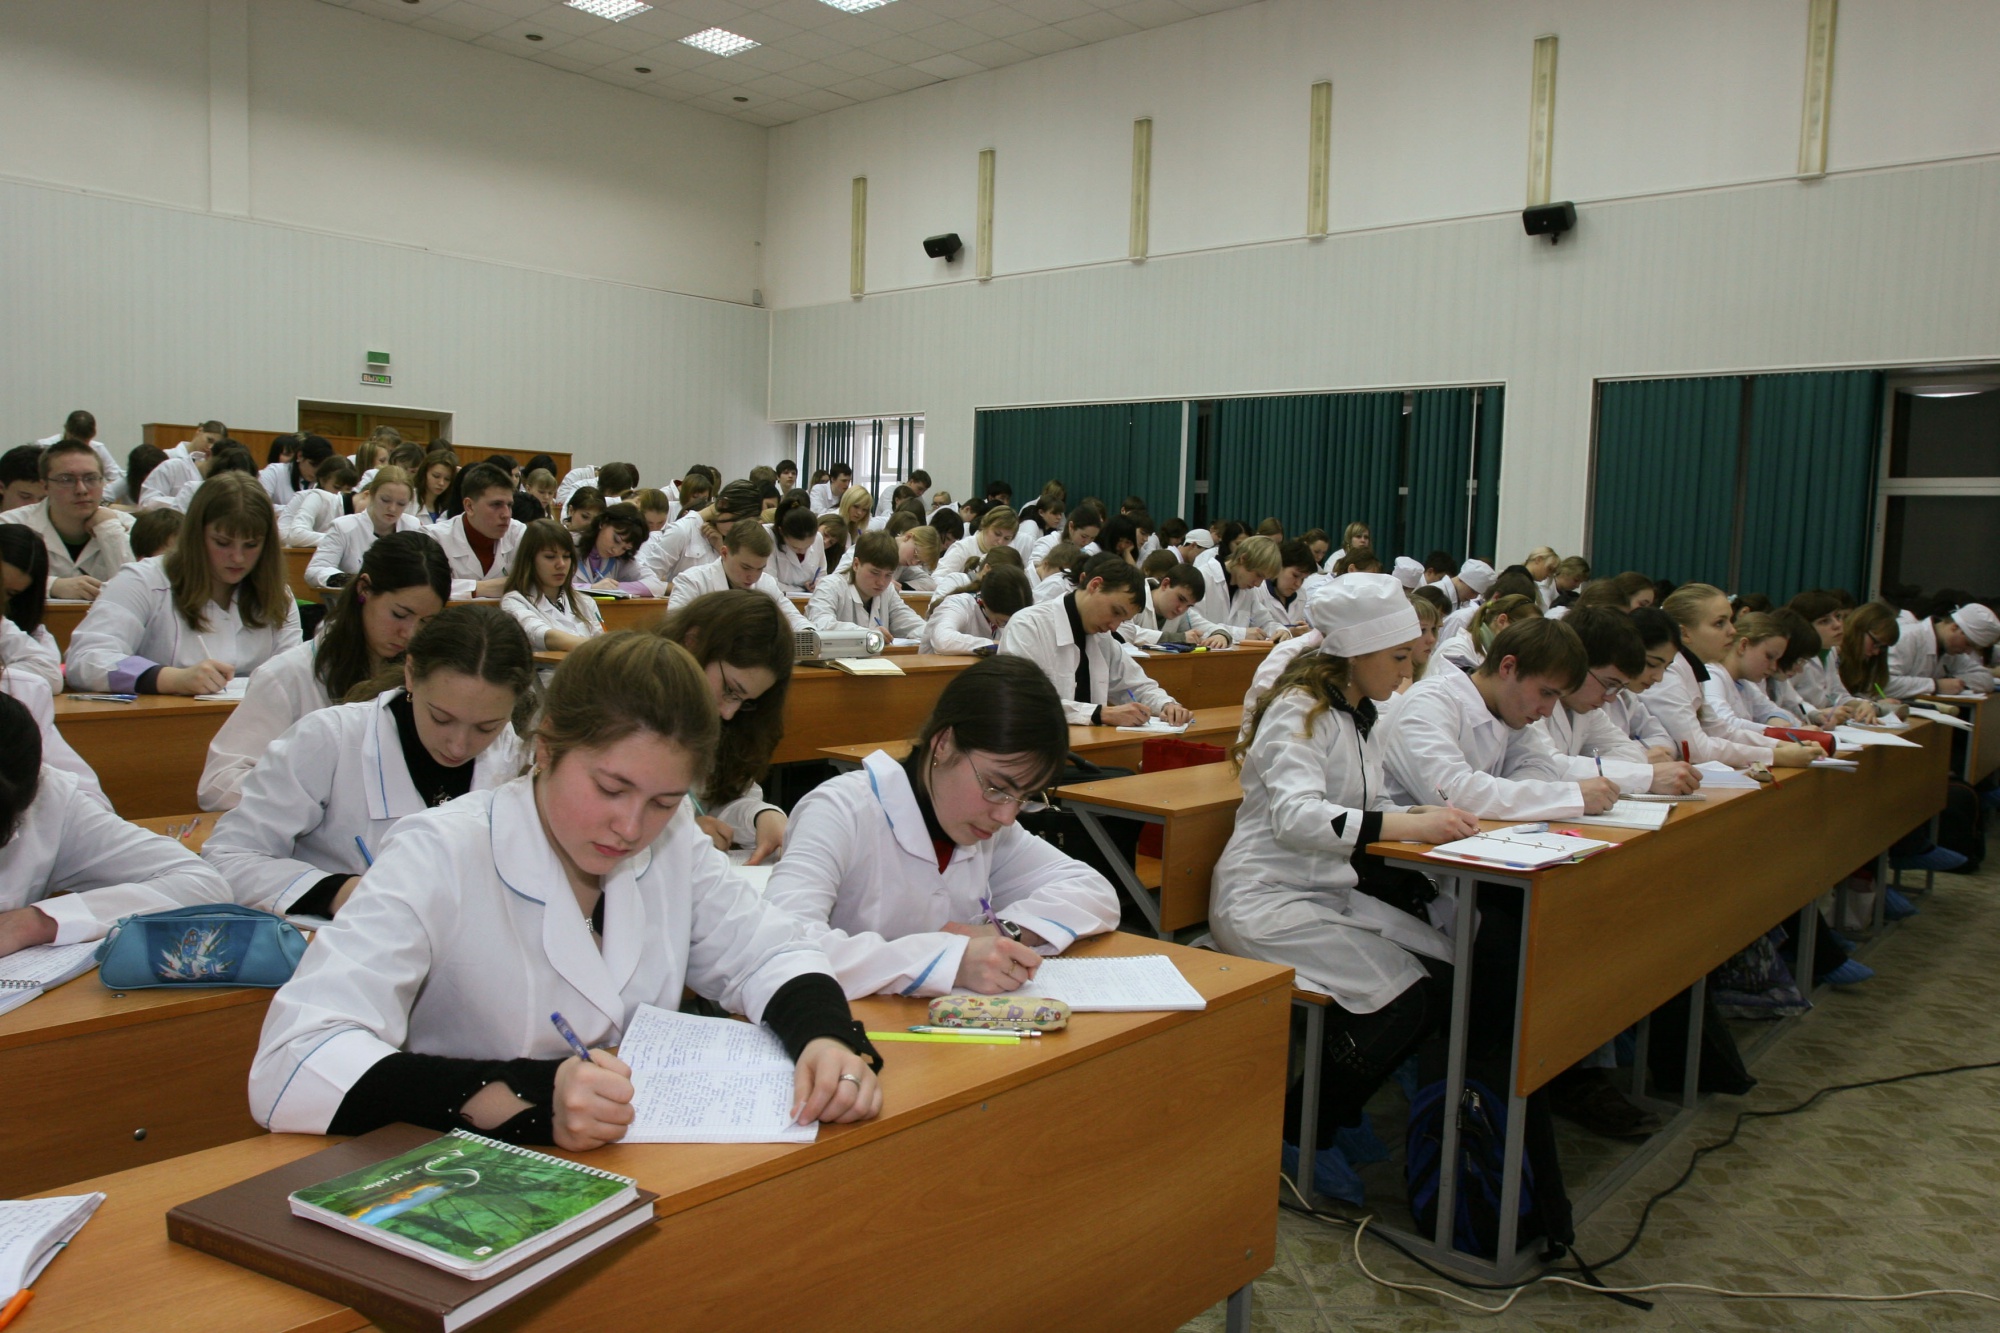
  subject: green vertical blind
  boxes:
[1592,370,1882,599]
[802,421,853,477]
[1404,389,1472,559]
[1738,372,1881,601]
[1472,384,1505,559]
[1207,391,1402,541]
[1592,376,1742,586]
[973,401,1184,518]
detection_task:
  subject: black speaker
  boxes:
[922,232,963,261]
[1522,202,1576,243]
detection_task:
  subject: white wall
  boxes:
[764,0,2000,559]
[0,0,784,481]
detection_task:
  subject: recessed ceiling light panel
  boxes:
[681,26,758,55]
[566,0,652,19]
[818,0,894,11]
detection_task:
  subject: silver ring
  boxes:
[839,1073,862,1086]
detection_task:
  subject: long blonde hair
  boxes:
[166,472,292,631]
[1230,653,1355,770]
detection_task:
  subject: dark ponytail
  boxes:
[0,694,44,848]
[318,531,452,701]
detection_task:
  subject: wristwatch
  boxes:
[997,919,1025,943]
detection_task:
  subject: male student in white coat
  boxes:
[1002,554,1192,727]
[1380,616,1619,819]
[670,521,812,633]
[0,439,134,601]
[1120,562,1234,649]
[1886,603,1999,697]
[426,463,523,599]
[1533,607,1701,796]
[36,410,125,497]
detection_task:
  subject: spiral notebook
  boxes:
[0,941,101,1018]
[1014,955,1207,1011]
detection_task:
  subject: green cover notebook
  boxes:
[289,1130,635,1280]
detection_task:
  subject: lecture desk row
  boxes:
[49,642,1272,817]
[13,932,1289,1333]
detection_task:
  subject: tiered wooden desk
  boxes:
[44,599,89,651]
[27,935,1289,1333]
[816,704,1244,773]
[1053,765,1244,937]
[1919,692,1999,783]
[52,695,239,818]
[1357,718,1951,1281]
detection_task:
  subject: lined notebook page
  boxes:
[0,1194,104,1298]
[1014,956,1206,1012]
[618,1005,817,1144]
[1565,800,1673,831]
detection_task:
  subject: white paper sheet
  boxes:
[1833,726,1921,749]
[1114,717,1190,734]
[617,1005,816,1143]
[1014,955,1207,1011]
[1694,762,1763,790]
[0,941,100,988]
[0,1194,104,1298]
[1564,800,1674,831]
[1907,707,1974,732]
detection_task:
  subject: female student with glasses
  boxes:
[765,655,1119,998]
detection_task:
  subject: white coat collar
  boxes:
[361,689,526,821]
[862,748,964,868]
[487,775,654,1027]
[1441,661,1508,739]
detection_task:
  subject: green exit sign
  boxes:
[366,350,391,365]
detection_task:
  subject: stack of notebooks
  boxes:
[169,1125,657,1332]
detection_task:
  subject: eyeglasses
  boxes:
[1588,669,1627,696]
[47,473,103,490]
[1865,631,1892,651]
[967,756,1051,813]
[717,671,761,713]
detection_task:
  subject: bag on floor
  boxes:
[1937,779,1986,873]
[1134,738,1226,858]
[1405,1076,1572,1260]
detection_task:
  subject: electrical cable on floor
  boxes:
[1274,1056,2000,1313]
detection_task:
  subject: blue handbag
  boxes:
[95,904,308,989]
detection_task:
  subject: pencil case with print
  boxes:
[928,994,1071,1031]
[97,904,308,989]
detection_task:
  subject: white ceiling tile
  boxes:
[737,107,794,126]
[344,0,429,23]
[959,4,1039,38]
[744,70,812,96]
[820,45,896,74]
[813,14,884,46]
[459,0,545,15]
[656,67,732,94]
[1107,0,1194,25]
[916,0,994,18]
[911,18,985,49]
[422,0,518,26]
[553,34,629,63]
[755,0,842,29]
[911,51,981,77]
[957,36,1033,67]
[1010,0,1094,22]
[1172,0,1251,11]
[783,59,852,86]
[665,0,751,27]
[410,10,498,40]
[863,32,941,61]
[827,74,898,100]
[588,65,656,87]
[733,42,809,70]
[866,62,942,90]
[518,5,611,36]
[635,38,721,66]
[525,46,598,70]
[850,3,938,34]
[774,27,850,58]
[1053,10,1134,41]
[1004,22,1082,54]
[788,86,856,113]
[693,57,764,83]
[731,11,803,43]
[587,21,667,50]
[480,19,575,45]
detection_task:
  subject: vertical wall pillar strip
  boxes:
[976,149,995,281]
[849,177,867,299]
[1525,35,1558,207]
[1306,81,1332,237]
[207,0,251,216]
[1797,0,1838,178]
[1129,118,1152,261]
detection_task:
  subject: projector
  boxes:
[794,625,888,660]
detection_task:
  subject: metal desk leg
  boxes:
[1630,1015,1652,1101]
[1492,881,1534,1266]
[1433,873,1479,1252]
[1680,976,1705,1111]
[1295,1000,1324,1207]
[1872,852,1889,932]
[1225,1283,1252,1333]
[1795,902,1820,992]
[1068,805,1165,937]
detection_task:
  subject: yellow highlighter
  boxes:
[866,1030,1019,1045]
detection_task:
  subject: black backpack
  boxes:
[1406,1075,1573,1261]
[1937,779,1987,874]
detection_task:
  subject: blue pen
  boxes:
[354,835,373,867]
[549,1011,594,1063]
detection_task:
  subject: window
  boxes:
[1876,376,2000,608]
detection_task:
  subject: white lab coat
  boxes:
[767,529,825,593]
[1032,571,1071,604]
[1534,703,1654,794]
[139,455,201,509]
[1240,631,1321,737]
[1191,575,1287,638]
[1000,595,1177,726]
[279,488,349,547]
[1638,655,1775,766]
[1011,519,1046,562]
[2,670,105,806]
[1599,690,1674,753]
[202,690,526,915]
[553,465,598,512]
[1436,627,1482,673]
[247,775,834,1132]
[670,561,811,632]
[920,592,1005,655]
[0,501,134,592]
[198,639,331,811]
[809,482,839,513]
[65,556,301,693]
[1704,664,1790,734]
[805,575,924,640]
[1887,618,1995,697]
[258,462,302,507]
[5,766,232,944]
[634,512,714,598]
[1379,666,1583,818]
[305,511,423,589]
[499,588,603,651]
[1122,578,1235,648]
[0,618,61,693]
[426,514,526,601]
[765,751,1118,999]
[932,534,1009,597]
[1210,688,1444,1013]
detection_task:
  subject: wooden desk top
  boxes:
[26,933,1291,1333]
[52,693,240,720]
[1054,762,1245,817]
[817,705,1244,766]
[0,963,269,1054]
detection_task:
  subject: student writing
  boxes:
[427,463,524,600]
[670,520,813,633]
[499,520,605,652]
[921,565,1033,655]
[1643,584,1823,768]
[306,466,423,589]
[805,530,926,639]
[1531,607,1701,796]
[1001,553,1192,727]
